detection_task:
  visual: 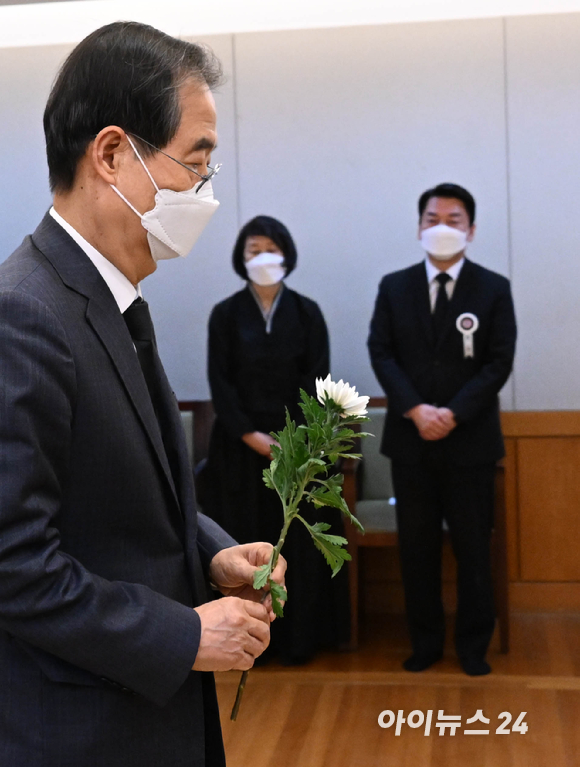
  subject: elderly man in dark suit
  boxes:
[0,22,285,767]
[368,183,516,677]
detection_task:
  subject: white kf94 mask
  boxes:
[111,136,220,262]
[246,252,286,286]
[420,223,468,260]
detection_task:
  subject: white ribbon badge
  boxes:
[456,313,479,358]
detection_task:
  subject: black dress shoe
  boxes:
[459,657,491,676]
[403,652,443,672]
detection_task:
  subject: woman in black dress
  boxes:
[200,215,349,663]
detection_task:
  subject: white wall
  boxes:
[0,45,67,252]
[0,14,578,407]
[506,14,580,410]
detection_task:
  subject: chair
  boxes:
[342,406,510,653]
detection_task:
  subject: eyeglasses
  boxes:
[128,133,222,193]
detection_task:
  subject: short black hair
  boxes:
[44,21,223,192]
[232,216,298,280]
[418,183,476,226]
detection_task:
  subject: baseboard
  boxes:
[363,581,580,615]
[510,582,580,612]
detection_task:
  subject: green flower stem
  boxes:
[230,391,369,721]
[230,511,293,721]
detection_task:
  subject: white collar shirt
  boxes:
[425,256,465,312]
[49,207,140,313]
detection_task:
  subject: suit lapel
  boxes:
[31,213,181,513]
[435,258,477,349]
[85,299,180,506]
[150,349,198,528]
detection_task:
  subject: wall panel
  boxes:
[517,437,580,581]
[506,14,580,409]
[0,45,70,256]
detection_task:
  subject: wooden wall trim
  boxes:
[364,582,580,614]
[510,583,580,613]
[501,411,580,437]
[362,404,580,439]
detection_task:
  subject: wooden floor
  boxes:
[216,613,580,767]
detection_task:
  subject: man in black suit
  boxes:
[0,23,285,766]
[368,183,516,676]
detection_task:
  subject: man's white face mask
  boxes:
[245,252,286,286]
[420,223,468,260]
[111,136,220,262]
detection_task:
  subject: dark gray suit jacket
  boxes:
[368,259,517,466]
[0,213,235,766]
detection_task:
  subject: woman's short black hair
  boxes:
[232,216,298,280]
[44,21,223,192]
[418,182,476,226]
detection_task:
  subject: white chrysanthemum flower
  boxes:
[316,374,369,417]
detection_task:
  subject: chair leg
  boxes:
[348,544,360,650]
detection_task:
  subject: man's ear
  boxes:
[91,126,128,186]
[467,223,477,243]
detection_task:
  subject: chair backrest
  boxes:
[180,410,195,467]
[360,407,395,501]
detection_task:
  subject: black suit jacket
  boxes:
[368,259,517,466]
[0,214,235,766]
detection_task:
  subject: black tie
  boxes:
[123,298,181,492]
[432,272,452,341]
[123,298,162,413]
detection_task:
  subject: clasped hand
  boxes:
[192,542,286,672]
[407,404,457,441]
[241,431,280,459]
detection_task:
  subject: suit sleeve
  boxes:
[367,277,424,416]
[196,512,238,569]
[299,300,330,397]
[0,289,204,707]
[446,280,517,422]
[207,302,255,440]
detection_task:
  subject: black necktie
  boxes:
[123,298,162,413]
[432,272,452,341]
[123,298,181,492]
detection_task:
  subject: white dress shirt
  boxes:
[49,207,140,313]
[425,256,465,312]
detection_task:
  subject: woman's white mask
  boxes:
[420,223,468,260]
[245,252,286,286]
[111,136,220,262]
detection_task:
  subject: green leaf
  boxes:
[305,481,365,534]
[308,522,351,577]
[307,485,349,514]
[298,519,351,576]
[298,389,326,428]
[342,506,365,534]
[253,563,271,591]
[263,467,275,490]
[268,578,288,618]
[296,456,327,481]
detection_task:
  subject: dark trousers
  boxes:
[392,453,496,661]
